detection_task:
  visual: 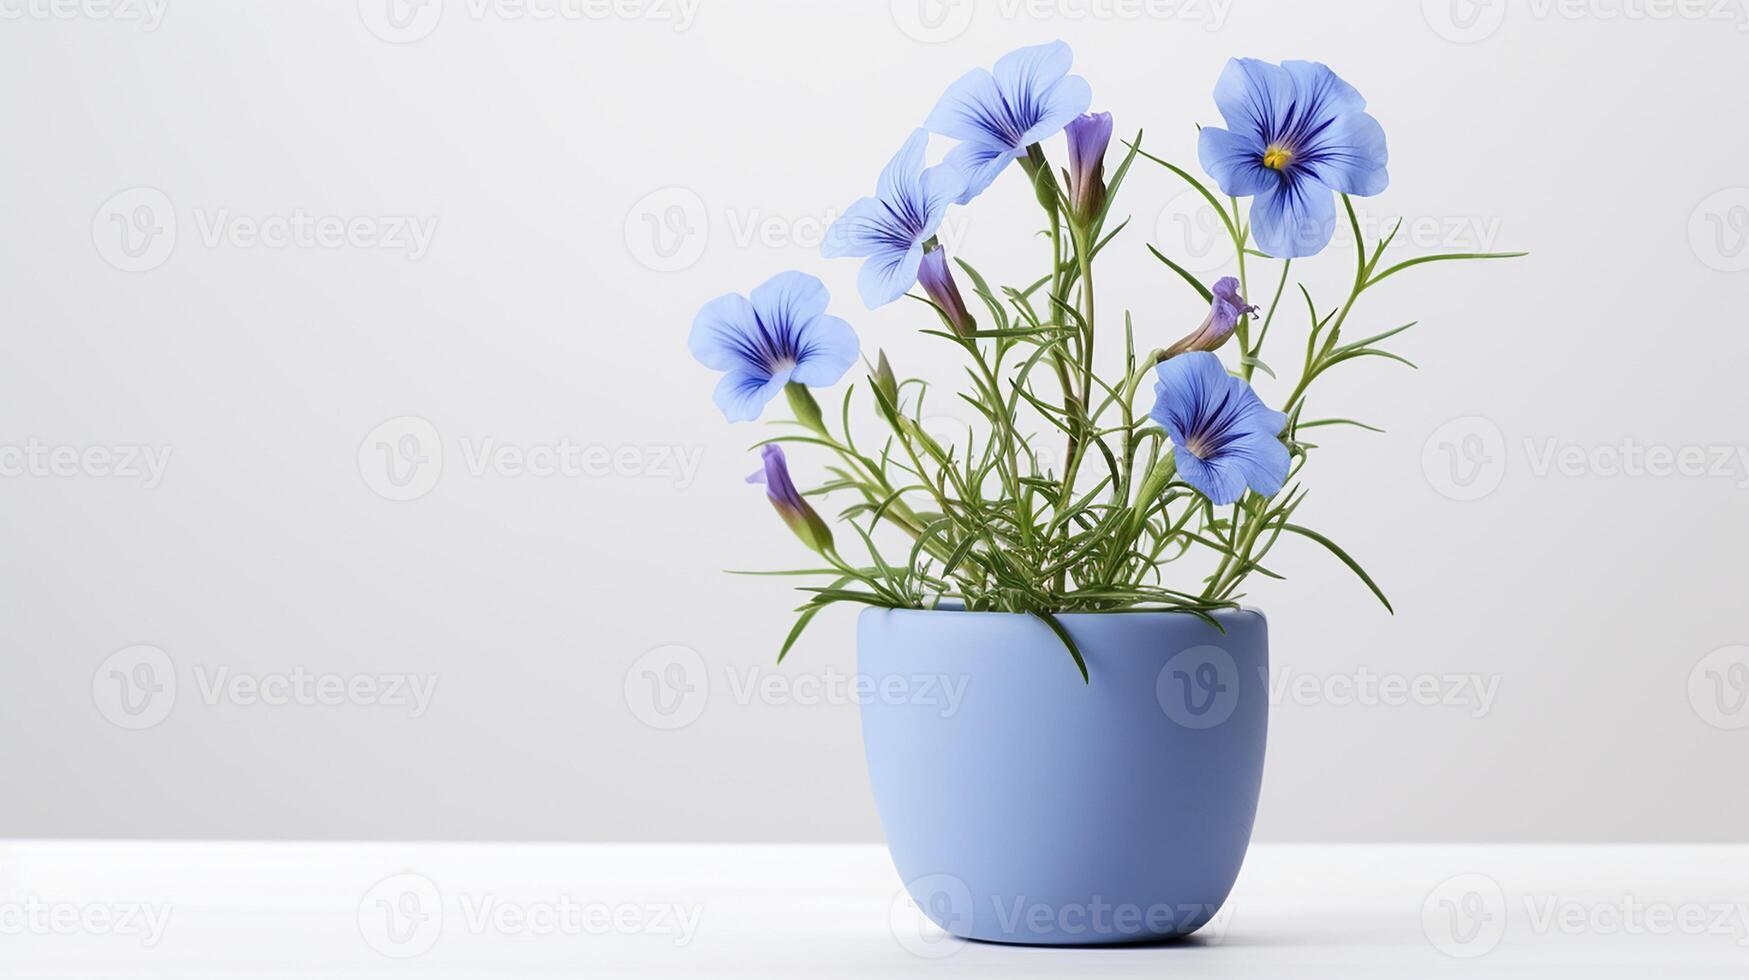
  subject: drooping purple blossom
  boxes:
[1164,276,1259,357]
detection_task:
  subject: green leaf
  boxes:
[953,257,1012,333]
[1280,523,1393,613]
[1087,128,1143,236]
[795,587,901,607]
[1124,140,1239,244]
[1030,610,1089,683]
[1366,251,1528,289]
[1296,418,1385,433]
[868,484,928,529]
[1363,218,1405,281]
[1239,355,1276,380]
[1145,244,1214,303]
[1336,321,1418,353]
[922,326,1068,340]
[1323,347,1419,371]
[777,603,824,664]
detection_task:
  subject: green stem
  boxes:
[1249,259,1292,377]
[1232,197,1251,373]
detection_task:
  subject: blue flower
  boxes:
[748,443,833,554]
[1197,59,1389,259]
[822,129,965,310]
[689,271,859,423]
[1150,352,1289,506]
[924,40,1092,205]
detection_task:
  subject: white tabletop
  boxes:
[0,841,1743,977]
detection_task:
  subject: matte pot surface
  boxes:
[858,606,1269,945]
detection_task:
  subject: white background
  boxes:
[1,0,1745,842]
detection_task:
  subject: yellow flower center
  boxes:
[1262,145,1292,170]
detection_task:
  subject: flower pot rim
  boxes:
[862,604,1266,624]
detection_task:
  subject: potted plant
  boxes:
[688,41,1519,945]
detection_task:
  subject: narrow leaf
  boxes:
[1146,244,1214,303]
[1030,610,1090,683]
[1280,523,1393,613]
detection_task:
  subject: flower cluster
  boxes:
[688,43,1518,673]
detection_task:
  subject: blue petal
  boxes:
[991,41,1089,146]
[1217,434,1289,502]
[1281,60,1367,122]
[1217,394,1290,498]
[857,241,925,308]
[688,292,763,373]
[878,129,929,206]
[824,131,958,261]
[821,195,891,259]
[925,41,1086,152]
[1210,58,1294,150]
[1174,445,1250,507]
[944,139,1018,205]
[713,365,791,423]
[1150,350,1230,439]
[1275,61,1388,197]
[992,40,1073,106]
[1249,175,1337,259]
[1295,109,1389,197]
[923,67,1008,145]
[917,164,964,237]
[1198,126,1274,198]
[789,314,859,387]
[1018,73,1090,147]
[749,270,830,343]
[1242,401,1289,440]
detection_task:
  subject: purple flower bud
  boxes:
[1164,276,1259,357]
[748,444,833,554]
[1065,111,1113,221]
[917,247,975,337]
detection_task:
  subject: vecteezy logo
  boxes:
[92,187,177,272]
[358,416,443,502]
[624,187,709,272]
[624,644,709,730]
[358,0,443,43]
[889,0,974,43]
[1689,645,1749,731]
[1156,645,1240,729]
[1421,0,1507,43]
[92,644,177,730]
[358,873,443,958]
[1422,415,1507,501]
[888,873,971,958]
[1421,872,1507,958]
[1154,187,1232,274]
[1688,188,1749,273]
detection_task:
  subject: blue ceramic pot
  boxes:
[858,606,1268,946]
